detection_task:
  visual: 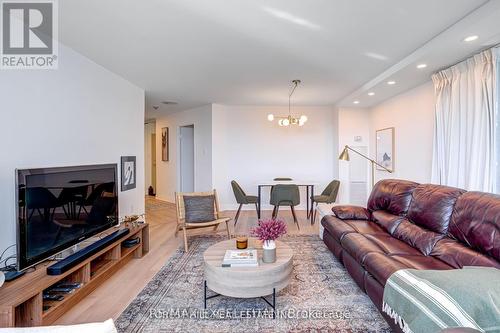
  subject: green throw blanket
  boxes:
[382,267,500,333]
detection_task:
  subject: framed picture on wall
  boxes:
[161,127,169,161]
[376,127,395,172]
[121,156,136,191]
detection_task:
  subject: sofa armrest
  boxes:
[331,205,371,220]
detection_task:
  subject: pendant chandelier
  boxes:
[267,80,308,127]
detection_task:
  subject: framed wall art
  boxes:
[375,127,395,172]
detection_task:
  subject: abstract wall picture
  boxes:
[121,156,136,191]
[376,127,395,172]
[161,127,169,161]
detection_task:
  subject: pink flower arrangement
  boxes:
[251,218,287,241]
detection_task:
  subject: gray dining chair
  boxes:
[231,180,259,226]
[311,180,340,224]
[270,184,300,229]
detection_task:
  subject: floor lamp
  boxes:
[339,145,393,188]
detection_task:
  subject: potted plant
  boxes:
[251,218,287,263]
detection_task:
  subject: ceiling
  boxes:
[58,0,500,118]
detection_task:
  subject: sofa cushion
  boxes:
[363,252,452,286]
[367,179,419,215]
[449,191,500,261]
[406,184,465,234]
[393,219,445,255]
[341,233,421,265]
[321,216,384,242]
[331,205,371,220]
[431,238,500,269]
[363,253,409,286]
[371,210,404,234]
[362,233,422,256]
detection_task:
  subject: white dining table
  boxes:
[255,180,319,223]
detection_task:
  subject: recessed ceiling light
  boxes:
[463,35,478,42]
[368,92,375,96]
[387,81,396,85]
[353,101,360,104]
[417,64,427,69]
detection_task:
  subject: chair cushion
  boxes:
[183,195,215,223]
[331,205,371,220]
[312,195,330,203]
[407,184,465,234]
[367,179,419,215]
[245,195,258,204]
[393,219,445,255]
[448,191,500,261]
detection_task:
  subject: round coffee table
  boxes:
[203,238,293,315]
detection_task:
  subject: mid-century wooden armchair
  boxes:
[175,190,231,252]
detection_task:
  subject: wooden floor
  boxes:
[55,197,319,325]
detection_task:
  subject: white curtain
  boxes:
[431,47,499,192]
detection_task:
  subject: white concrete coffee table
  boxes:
[203,238,293,316]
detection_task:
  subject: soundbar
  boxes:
[47,228,130,275]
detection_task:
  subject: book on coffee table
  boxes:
[222,250,258,267]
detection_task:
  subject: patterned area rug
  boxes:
[116,235,390,333]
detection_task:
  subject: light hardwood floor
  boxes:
[55,196,319,325]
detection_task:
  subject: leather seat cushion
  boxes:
[449,191,500,261]
[393,219,445,255]
[364,252,452,285]
[341,233,422,265]
[367,179,419,215]
[321,216,385,242]
[431,238,500,269]
[406,184,465,234]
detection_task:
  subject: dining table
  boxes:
[255,180,319,223]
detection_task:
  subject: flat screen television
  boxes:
[16,164,118,271]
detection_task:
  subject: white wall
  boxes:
[0,44,145,256]
[369,82,435,184]
[212,104,336,210]
[155,105,213,203]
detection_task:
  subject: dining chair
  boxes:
[175,189,231,252]
[270,184,300,229]
[230,181,258,226]
[311,180,340,224]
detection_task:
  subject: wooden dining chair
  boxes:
[175,190,231,252]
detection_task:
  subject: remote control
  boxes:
[56,282,82,289]
[43,294,64,301]
[48,287,75,293]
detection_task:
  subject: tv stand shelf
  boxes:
[0,223,149,328]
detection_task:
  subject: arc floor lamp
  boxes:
[339,145,393,188]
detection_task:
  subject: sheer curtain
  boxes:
[431,47,499,193]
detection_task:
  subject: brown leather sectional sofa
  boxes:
[321,179,500,330]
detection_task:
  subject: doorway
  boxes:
[144,121,156,195]
[179,125,195,192]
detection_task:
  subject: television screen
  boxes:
[16,164,118,271]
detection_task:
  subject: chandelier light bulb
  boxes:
[278,119,284,126]
[283,118,290,126]
[267,114,274,121]
[300,115,308,123]
[299,120,304,126]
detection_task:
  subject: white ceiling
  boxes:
[58,0,500,118]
